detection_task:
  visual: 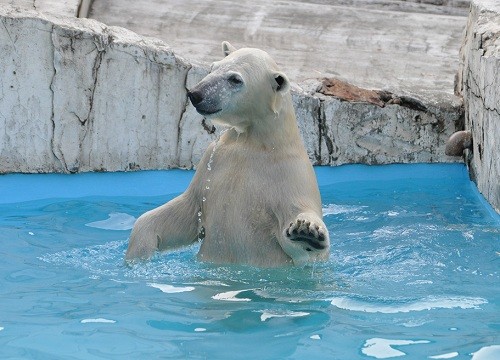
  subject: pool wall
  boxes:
[0,1,498,213]
[457,0,500,213]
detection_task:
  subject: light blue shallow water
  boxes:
[0,164,499,360]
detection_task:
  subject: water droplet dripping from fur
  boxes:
[198,129,229,240]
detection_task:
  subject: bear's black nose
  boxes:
[187,90,203,106]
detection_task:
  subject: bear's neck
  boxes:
[226,94,301,150]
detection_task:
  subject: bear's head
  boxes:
[188,42,291,133]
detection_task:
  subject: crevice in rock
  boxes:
[86,41,105,126]
[2,18,15,48]
[176,65,192,167]
[465,74,500,117]
[49,26,67,172]
[315,99,324,165]
[71,111,85,124]
[316,98,337,165]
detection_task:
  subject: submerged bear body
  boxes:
[126,42,330,267]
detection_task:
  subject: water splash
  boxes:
[198,129,229,238]
[205,128,227,172]
[322,204,367,216]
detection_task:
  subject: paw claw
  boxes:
[284,216,328,253]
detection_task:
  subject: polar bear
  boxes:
[125,42,330,267]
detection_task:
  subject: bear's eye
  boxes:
[228,74,243,86]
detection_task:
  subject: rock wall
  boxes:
[0,8,216,172]
[0,5,462,174]
[7,0,81,17]
[458,0,500,213]
[311,79,463,165]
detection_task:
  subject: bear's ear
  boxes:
[222,41,237,57]
[272,72,290,93]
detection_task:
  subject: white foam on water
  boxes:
[355,216,370,221]
[81,318,116,324]
[259,310,310,322]
[148,283,195,293]
[400,319,433,328]
[372,226,402,239]
[85,212,136,230]
[38,240,125,277]
[212,289,253,302]
[331,296,487,313]
[471,345,500,360]
[322,204,367,216]
[429,352,459,359]
[110,279,136,284]
[407,280,434,285]
[310,334,321,340]
[194,328,207,332]
[0,327,4,331]
[193,280,230,287]
[362,338,430,359]
[463,230,474,241]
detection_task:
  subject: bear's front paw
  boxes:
[285,218,328,252]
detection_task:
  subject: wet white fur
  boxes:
[126,42,330,267]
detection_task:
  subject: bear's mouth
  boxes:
[196,108,222,116]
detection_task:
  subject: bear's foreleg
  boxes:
[125,193,199,261]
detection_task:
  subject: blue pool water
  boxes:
[0,164,499,359]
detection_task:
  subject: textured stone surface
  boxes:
[0,7,217,173]
[0,13,55,172]
[88,0,468,167]
[5,0,81,17]
[89,0,467,103]
[457,0,500,212]
[310,80,463,165]
[0,5,464,174]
